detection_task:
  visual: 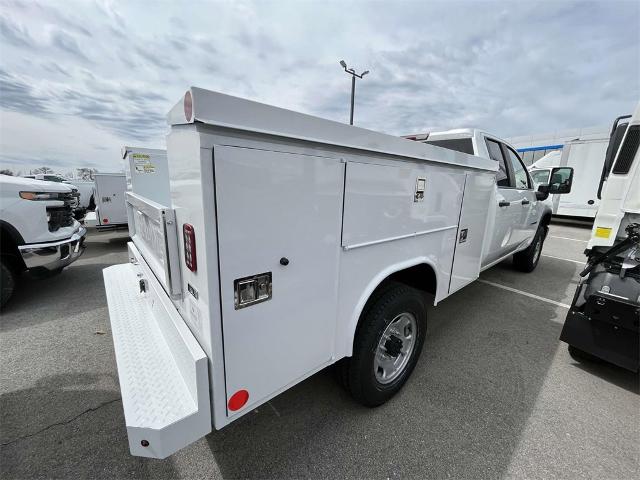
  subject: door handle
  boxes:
[498,200,511,207]
[521,199,530,205]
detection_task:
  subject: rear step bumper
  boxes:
[103,243,211,458]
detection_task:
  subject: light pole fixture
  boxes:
[339,60,369,125]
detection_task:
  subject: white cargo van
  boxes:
[103,88,573,458]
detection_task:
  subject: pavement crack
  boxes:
[0,397,121,447]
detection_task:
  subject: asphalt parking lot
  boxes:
[1,222,638,479]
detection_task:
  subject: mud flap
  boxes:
[561,292,639,372]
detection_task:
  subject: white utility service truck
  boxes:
[560,106,640,372]
[103,88,573,458]
[527,135,610,218]
[92,173,128,227]
[122,146,170,206]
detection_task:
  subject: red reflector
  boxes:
[103,218,109,224]
[183,223,197,272]
[184,90,193,122]
[228,390,249,411]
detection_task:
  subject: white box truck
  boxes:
[528,136,610,218]
[103,88,574,458]
[560,107,640,371]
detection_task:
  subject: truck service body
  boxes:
[103,88,572,458]
[561,104,640,371]
[92,173,128,227]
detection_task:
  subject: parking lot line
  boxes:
[549,235,588,243]
[477,279,571,309]
[541,254,585,265]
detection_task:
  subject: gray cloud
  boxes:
[0,0,638,174]
[0,69,49,114]
[50,28,90,62]
[0,15,34,48]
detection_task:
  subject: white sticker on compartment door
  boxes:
[133,153,155,174]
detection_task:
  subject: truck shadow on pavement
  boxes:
[0,373,180,479]
[202,281,578,479]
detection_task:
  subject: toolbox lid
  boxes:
[167,87,497,172]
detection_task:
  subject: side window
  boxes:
[505,147,531,189]
[485,139,510,187]
[530,169,551,186]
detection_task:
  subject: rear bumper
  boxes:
[103,243,211,458]
[19,227,86,271]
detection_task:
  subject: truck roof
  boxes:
[167,87,497,172]
[405,128,518,148]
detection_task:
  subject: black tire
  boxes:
[513,226,545,272]
[1,260,16,309]
[568,345,604,364]
[341,282,427,407]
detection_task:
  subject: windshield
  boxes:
[530,169,551,187]
[424,138,474,155]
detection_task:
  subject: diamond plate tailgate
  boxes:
[103,243,211,458]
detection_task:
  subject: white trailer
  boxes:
[93,173,127,227]
[528,136,610,218]
[122,146,170,206]
[103,88,573,458]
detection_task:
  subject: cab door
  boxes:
[482,137,522,266]
[502,145,538,247]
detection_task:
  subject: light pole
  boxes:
[339,60,369,125]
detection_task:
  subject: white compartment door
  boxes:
[97,175,128,224]
[214,146,344,416]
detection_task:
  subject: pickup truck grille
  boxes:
[47,192,76,231]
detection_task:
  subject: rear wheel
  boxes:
[341,282,427,407]
[1,260,16,309]
[513,226,544,272]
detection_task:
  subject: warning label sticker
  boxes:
[132,153,155,174]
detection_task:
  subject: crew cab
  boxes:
[103,89,573,458]
[404,128,574,270]
[0,175,86,307]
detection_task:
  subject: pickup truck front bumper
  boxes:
[18,227,87,271]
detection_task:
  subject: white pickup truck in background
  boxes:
[0,175,86,307]
[103,88,574,458]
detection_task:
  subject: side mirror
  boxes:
[536,184,550,201]
[548,167,574,194]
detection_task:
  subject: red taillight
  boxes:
[103,218,109,224]
[228,390,249,411]
[184,90,193,122]
[183,223,197,272]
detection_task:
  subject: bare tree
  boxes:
[76,167,98,180]
[32,166,54,174]
[0,169,14,176]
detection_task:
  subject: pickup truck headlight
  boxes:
[19,191,65,201]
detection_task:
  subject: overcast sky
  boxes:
[0,0,638,174]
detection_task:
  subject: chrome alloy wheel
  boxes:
[374,312,417,384]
